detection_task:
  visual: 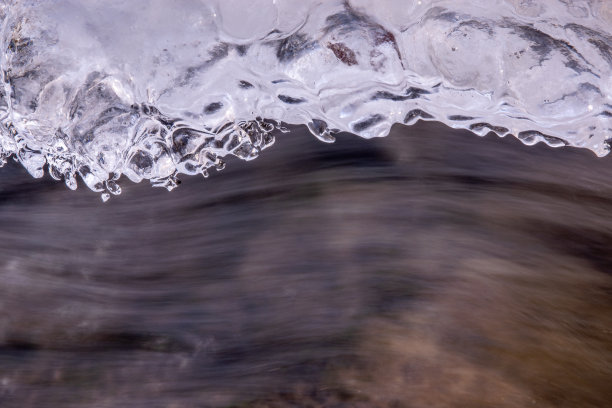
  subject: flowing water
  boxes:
[0,1,612,407]
[1,122,612,407]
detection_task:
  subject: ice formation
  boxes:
[0,0,611,199]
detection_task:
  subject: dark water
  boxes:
[0,122,611,408]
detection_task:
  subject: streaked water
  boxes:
[1,1,611,406]
[1,123,611,407]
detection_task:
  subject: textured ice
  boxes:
[0,0,611,199]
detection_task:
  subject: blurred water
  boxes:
[0,122,611,407]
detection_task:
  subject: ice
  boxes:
[0,0,610,199]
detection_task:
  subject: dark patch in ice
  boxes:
[425,7,459,23]
[178,43,230,86]
[372,91,410,102]
[278,95,306,104]
[235,44,249,56]
[327,42,358,66]
[512,24,592,74]
[373,87,429,102]
[353,114,384,132]
[325,5,403,65]
[518,130,568,146]
[404,109,434,124]
[565,23,612,66]
[454,19,495,36]
[238,80,254,89]
[204,102,223,114]
[448,115,475,121]
[276,33,317,63]
[470,123,509,135]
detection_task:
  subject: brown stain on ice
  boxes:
[327,42,358,66]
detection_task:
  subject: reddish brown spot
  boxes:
[374,30,396,47]
[327,42,358,66]
[373,28,405,68]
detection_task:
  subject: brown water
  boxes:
[0,122,611,407]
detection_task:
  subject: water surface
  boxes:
[1,122,611,407]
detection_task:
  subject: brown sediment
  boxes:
[327,42,358,66]
[373,28,405,68]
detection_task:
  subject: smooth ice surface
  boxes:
[1,0,611,198]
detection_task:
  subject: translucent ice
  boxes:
[1,0,611,198]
